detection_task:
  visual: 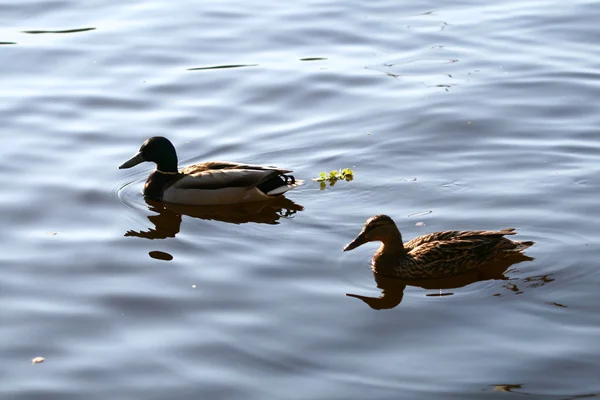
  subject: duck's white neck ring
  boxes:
[156,169,179,175]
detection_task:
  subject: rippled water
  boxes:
[2,0,600,399]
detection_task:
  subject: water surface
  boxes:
[2,0,600,399]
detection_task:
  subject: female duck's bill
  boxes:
[343,214,395,252]
[343,231,368,252]
[118,136,303,206]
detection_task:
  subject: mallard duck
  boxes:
[343,215,534,279]
[119,136,303,205]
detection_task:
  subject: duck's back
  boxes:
[180,161,291,176]
[404,228,517,251]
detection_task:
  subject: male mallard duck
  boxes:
[343,215,534,279]
[119,136,303,205]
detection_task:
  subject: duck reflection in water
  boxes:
[346,254,534,310]
[125,196,303,239]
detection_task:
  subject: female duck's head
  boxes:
[343,214,402,251]
[119,136,178,172]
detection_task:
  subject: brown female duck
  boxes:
[119,137,303,205]
[343,215,534,279]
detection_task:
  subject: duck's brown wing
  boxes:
[404,229,517,251]
[405,230,464,250]
[180,161,291,175]
[173,169,280,190]
[175,162,290,190]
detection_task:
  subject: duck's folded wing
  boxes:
[405,229,517,250]
[405,230,464,249]
[173,168,282,190]
[181,161,291,175]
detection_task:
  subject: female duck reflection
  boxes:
[346,254,533,310]
[125,197,303,239]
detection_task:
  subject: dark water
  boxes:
[2,0,600,399]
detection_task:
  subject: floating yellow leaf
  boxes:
[313,168,354,190]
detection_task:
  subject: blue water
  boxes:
[2,0,600,399]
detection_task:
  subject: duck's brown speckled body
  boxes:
[344,215,534,279]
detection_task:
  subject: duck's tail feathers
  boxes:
[266,179,304,196]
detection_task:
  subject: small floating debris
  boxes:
[415,222,425,227]
[32,357,45,364]
[192,285,196,289]
[45,232,57,236]
[300,57,327,61]
[426,291,453,297]
[22,27,96,34]
[407,210,432,217]
[442,180,465,187]
[493,384,522,393]
[0,42,16,45]
[313,168,354,190]
[149,251,173,261]
[187,64,258,71]
[546,302,567,308]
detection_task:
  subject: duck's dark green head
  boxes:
[119,136,178,172]
[343,214,400,251]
